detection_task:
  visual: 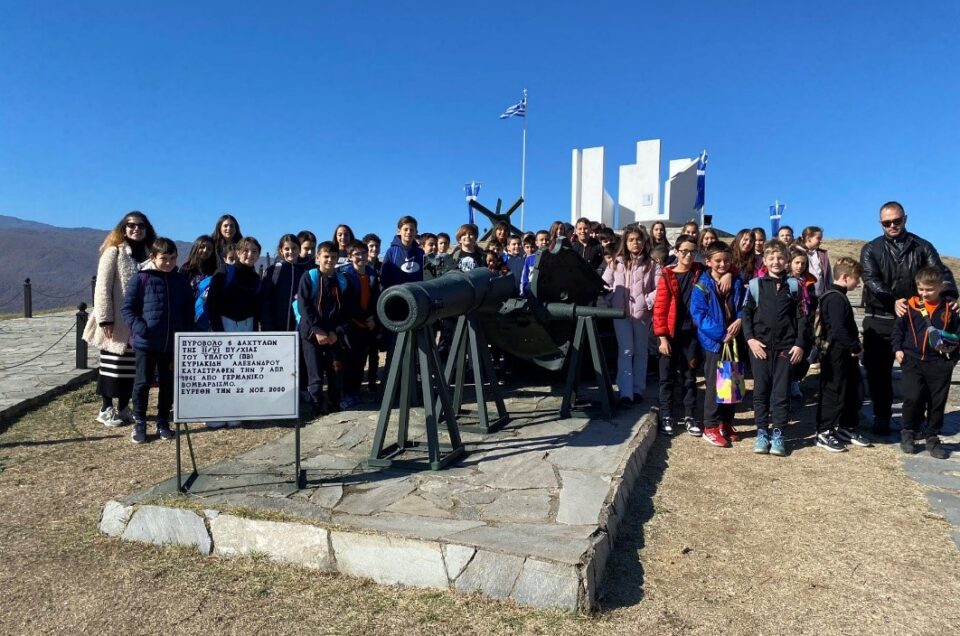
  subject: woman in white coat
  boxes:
[83,211,156,426]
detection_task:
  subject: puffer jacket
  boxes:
[690,272,744,354]
[861,232,957,316]
[120,263,195,353]
[602,256,659,321]
[653,263,704,338]
[83,242,144,354]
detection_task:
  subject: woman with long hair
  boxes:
[650,221,670,250]
[732,228,757,282]
[82,211,157,428]
[602,226,661,406]
[696,227,719,263]
[211,214,242,262]
[181,235,218,330]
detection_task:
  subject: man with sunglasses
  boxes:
[860,201,957,437]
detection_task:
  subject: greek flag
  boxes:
[499,92,527,119]
[694,150,707,210]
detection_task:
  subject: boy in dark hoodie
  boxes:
[121,238,194,444]
[572,217,602,270]
[340,240,381,408]
[892,266,959,459]
[297,241,349,414]
[381,216,423,289]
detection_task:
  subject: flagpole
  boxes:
[520,90,527,231]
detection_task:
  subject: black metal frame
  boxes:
[560,314,616,419]
[469,197,524,242]
[438,313,508,434]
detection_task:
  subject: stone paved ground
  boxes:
[0,310,96,421]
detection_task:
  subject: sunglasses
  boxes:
[126,222,146,230]
[881,217,905,228]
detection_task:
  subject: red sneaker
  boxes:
[703,426,731,447]
[721,423,740,442]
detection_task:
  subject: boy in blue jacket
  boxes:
[690,241,744,448]
[121,238,195,444]
[892,266,959,459]
[380,215,423,289]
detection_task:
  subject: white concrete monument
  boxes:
[570,146,615,227]
[618,140,662,228]
[662,157,700,228]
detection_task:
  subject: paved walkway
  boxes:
[0,310,97,421]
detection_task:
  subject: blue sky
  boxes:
[1,1,958,257]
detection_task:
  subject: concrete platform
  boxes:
[99,386,657,611]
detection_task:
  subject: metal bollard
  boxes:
[76,303,88,369]
[91,275,97,305]
[23,278,32,318]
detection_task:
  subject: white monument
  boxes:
[570,138,702,228]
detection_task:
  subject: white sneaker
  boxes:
[116,406,134,424]
[96,406,124,427]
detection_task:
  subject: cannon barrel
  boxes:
[378,269,516,333]
[541,303,625,321]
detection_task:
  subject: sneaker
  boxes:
[703,426,730,447]
[900,430,917,454]
[156,422,176,441]
[659,416,675,436]
[753,429,770,454]
[816,431,847,453]
[769,429,787,456]
[836,427,871,447]
[790,381,803,399]
[925,437,948,460]
[96,406,124,427]
[682,416,702,437]
[720,422,741,442]
[117,406,135,424]
[131,422,147,444]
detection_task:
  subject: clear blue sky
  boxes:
[2,1,958,256]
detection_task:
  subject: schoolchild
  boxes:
[333,224,356,269]
[340,240,381,408]
[653,234,703,434]
[731,229,757,282]
[696,228,719,264]
[485,249,511,276]
[777,225,795,245]
[381,216,423,288]
[207,237,262,333]
[362,233,382,276]
[297,230,317,264]
[298,241,349,413]
[503,236,525,289]
[751,227,767,270]
[421,233,438,256]
[436,232,451,255]
[650,221,670,252]
[690,241,744,447]
[521,234,536,257]
[801,226,832,297]
[787,246,818,398]
[520,230,551,296]
[212,214,242,263]
[603,226,660,407]
[743,239,811,457]
[492,222,510,247]
[221,243,238,265]
[892,266,960,459]
[260,234,307,332]
[361,232,383,388]
[815,257,871,452]
[451,223,484,272]
[180,235,218,332]
[120,238,194,444]
[572,217,603,270]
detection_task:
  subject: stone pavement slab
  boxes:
[99,383,658,611]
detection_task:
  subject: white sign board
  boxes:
[174,332,299,422]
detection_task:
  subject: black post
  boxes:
[90,276,97,304]
[23,278,32,318]
[258,264,265,278]
[76,303,88,369]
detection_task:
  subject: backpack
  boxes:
[747,276,799,308]
[194,266,235,330]
[812,289,843,354]
[291,268,349,326]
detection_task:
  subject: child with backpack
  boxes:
[340,240,380,408]
[788,246,818,398]
[743,239,811,456]
[814,257,871,452]
[297,241,349,414]
[120,238,194,444]
[260,234,306,332]
[690,241,744,447]
[207,237,262,333]
[891,266,959,459]
[181,235,218,331]
[653,234,703,435]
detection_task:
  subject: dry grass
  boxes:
[1,378,958,635]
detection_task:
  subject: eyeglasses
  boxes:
[881,217,905,228]
[677,248,695,256]
[126,222,146,230]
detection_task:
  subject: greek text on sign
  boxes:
[174,332,299,422]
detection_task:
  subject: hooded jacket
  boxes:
[602,256,659,321]
[690,272,744,354]
[891,296,960,361]
[381,236,424,288]
[259,260,309,332]
[120,263,195,353]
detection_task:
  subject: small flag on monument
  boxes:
[694,150,707,211]
[499,91,527,119]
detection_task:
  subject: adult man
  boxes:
[570,217,602,270]
[860,201,957,436]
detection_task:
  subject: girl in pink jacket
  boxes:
[603,227,661,405]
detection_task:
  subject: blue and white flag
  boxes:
[465,181,481,224]
[694,150,707,211]
[769,201,785,235]
[499,91,527,119]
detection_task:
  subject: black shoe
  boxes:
[836,427,872,447]
[873,417,892,437]
[684,416,703,437]
[816,431,847,453]
[618,396,633,408]
[156,422,176,441]
[900,430,917,454]
[131,422,147,444]
[926,437,948,459]
[659,416,675,436]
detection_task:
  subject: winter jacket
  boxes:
[341,264,381,330]
[120,264,195,353]
[83,241,146,354]
[742,272,810,351]
[259,260,309,332]
[690,272,744,354]
[602,256,660,322]
[381,236,424,289]
[571,238,602,271]
[860,232,957,317]
[891,296,960,361]
[206,264,261,331]
[818,284,861,354]
[653,263,704,338]
[297,269,348,341]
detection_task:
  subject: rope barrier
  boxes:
[31,284,90,300]
[0,321,78,371]
[0,290,21,308]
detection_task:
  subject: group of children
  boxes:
[113,211,955,460]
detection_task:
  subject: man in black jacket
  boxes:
[859,201,958,436]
